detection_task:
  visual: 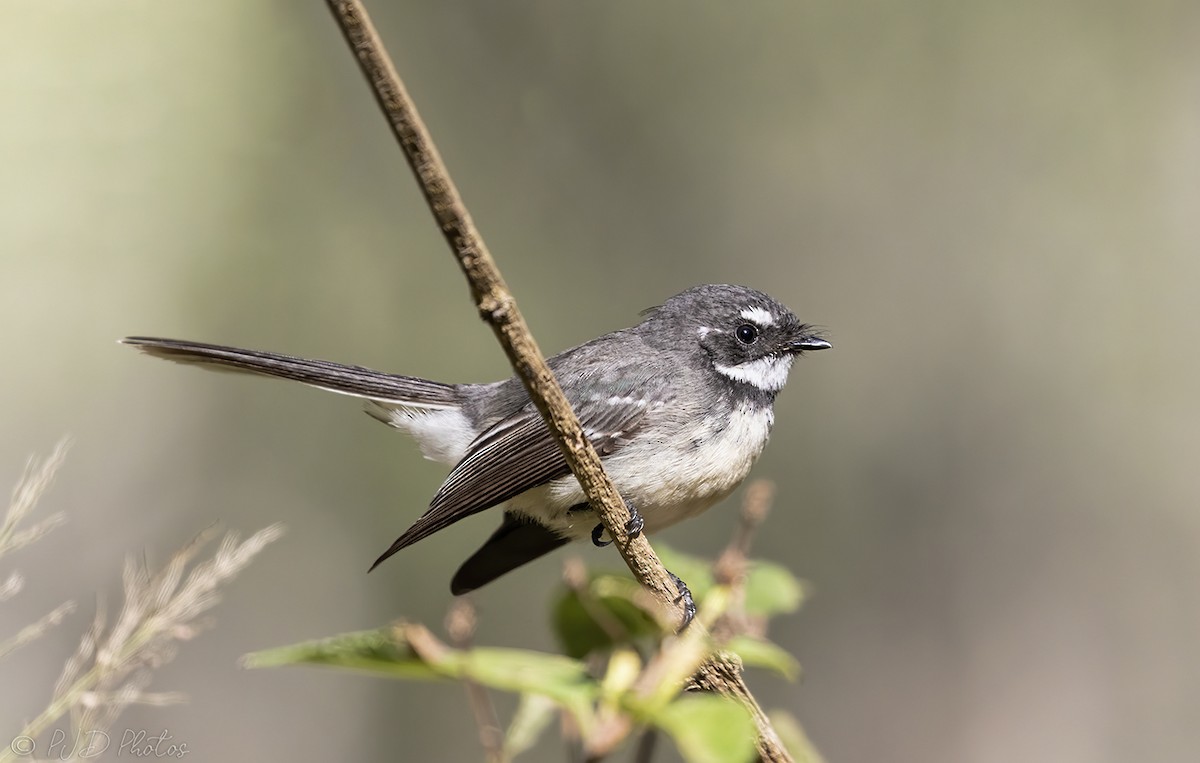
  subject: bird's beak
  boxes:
[785,335,832,353]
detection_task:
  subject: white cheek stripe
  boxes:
[714,355,795,392]
[739,307,776,326]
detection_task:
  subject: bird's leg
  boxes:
[667,571,697,630]
[589,499,644,547]
[575,500,692,628]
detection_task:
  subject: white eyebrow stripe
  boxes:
[740,307,776,326]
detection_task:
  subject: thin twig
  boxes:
[713,480,776,642]
[632,727,659,763]
[322,0,680,620]
[716,479,776,586]
[688,653,791,762]
[446,598,505,763]
[322,3,793,760]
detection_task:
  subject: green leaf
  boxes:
[503,693,559,760]
[463,648,591,701]
[726,635,801,681]
[244,627,598,730]
[552,574,660,658]
[654,544,717,602]
[652,694,756,763]
[241,628,442,680]
[743,561,807,617]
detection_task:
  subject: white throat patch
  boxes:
[714,354,795,392]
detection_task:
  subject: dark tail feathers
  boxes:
[121,337,458,408]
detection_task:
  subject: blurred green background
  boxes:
[3,1,1198,761]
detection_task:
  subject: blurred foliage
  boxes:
[0,445,282,763]
[246,542,811,762]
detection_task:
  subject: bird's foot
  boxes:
[590,499,644,547]
[590,522,610,547]
[667,570,697,631]
[583,500,691,629]
[624,499,645,539]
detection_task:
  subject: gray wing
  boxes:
[369,361,670,570]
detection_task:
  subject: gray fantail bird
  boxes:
[122,284,830,619]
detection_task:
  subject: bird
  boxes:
[122,284,829,617]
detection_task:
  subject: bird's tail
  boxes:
[121,337,459,409]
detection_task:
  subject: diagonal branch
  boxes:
[322,3,792,760]
[323,0,680,631]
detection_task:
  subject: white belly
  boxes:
[510,402,776,540]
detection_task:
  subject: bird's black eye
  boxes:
[735,324,759,344]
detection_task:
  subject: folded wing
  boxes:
[370,361,670,571]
